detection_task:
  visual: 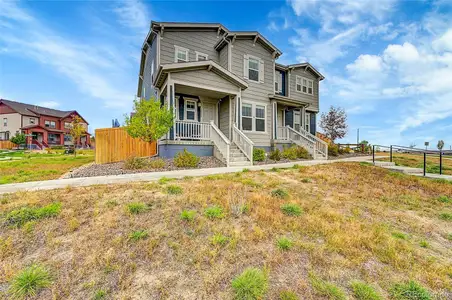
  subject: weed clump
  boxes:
[180,210,196,221]
[4,202,61,227]
[126,202,148,214]
[269,149,282,161]
[351,281,383,300]
[271,188,288,199]
[129,230,149,241]
[210,233,229,246]
[8,264,52,299]
[309,272,347,300]
[280,203,303,216]
[437,195,451,203]
[174,149,199,168]
[277,237,293,251]
[204,205,224,219]
[439,212,452,221]
[279,290,298,300]
[390,281,431,300]
[167,185,183,195]
[231,268,268,300]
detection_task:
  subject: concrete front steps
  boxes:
[229,144,252,166]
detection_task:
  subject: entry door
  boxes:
[294,111,301,132]
[202,102,216,123]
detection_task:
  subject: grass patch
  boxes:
[3,202,61,227]
[166,185,183,195]
[301,178,312,183]
[180,209,196,221]
[210,233,229,246]
[158,176,174,184]
[204,205,224,219]
[419,240,429,248]
[93,289,107,300]
[351,281,383,300]
[390,281,431,299]
[279,290,298,300]
[309,272,347,300]
[437,195,451,203]
[271,188,289,199]
[392,231,409,240]
[129,230,149,241]
[126,202,148,214]
[280,203,302,216]
[231,267,268,300]
[8,264,52,299]
[277,237,293,251]
[439,212,452,221]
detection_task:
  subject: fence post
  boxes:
[390,145,393,163]
[372,145,375,164]
[440,151,443,175]
[423,152,426,177]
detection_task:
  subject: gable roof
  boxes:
[276,62,325,80]
[0,99,89,124]
[214,31,282,57]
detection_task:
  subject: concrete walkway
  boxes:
[373,161,452,181]
[0,156,377,194]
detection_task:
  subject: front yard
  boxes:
[377,152,452,175]
[1,163,451,299]
[0,150,94,184]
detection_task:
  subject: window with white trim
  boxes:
[296,76,314,95]
[64,122,72,129]
[30,118,35,125]
[196,51,208,61]
[305,112,311,132]
[275,72,282,93]
[185,100,196,121]
[45,120,56,128]
[241,102,266,132]
[3,118,7,127]
[174,46,189,63]
[294,111,301,132]
[248,57,260,82]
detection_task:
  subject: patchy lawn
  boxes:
[377,152,452,175]
[0,163,451,299]
[0,150,94,184]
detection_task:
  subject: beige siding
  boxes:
[231,39,274,147]
[160,30,220,64]
[219,97,230,138]
[219,46,228,69]
[0,113,21,135]
[171,70,238,93]
[22,116,38,127]
[288,68,319,112]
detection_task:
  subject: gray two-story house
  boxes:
[137,21,327,166]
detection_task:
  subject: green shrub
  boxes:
[390,281,431,300]
[204,205,224,219]
[174,149,199,168]
[328,144,339,157]
[419,240,429,248]
[269,148,282,161]
[280,203,302,216]
[295,146,310,159]
[180,210,196,221]
[253,148,266,162]
[149,158,165,169]
[231,268,268,300]
[277,237,293,251]
[392,231,408,240]
[123,156,148,170]
[439,212,452,221]
[129,230,149,241]
[210,233,229,246]
[281,146,298,160]
[8,264,52,299]
[4,202,61,227]
[309,272,347,300]
[351,281,383,300]
[271,188,288,199]
[437,195,451,203]
[127,202,148,214]
[279,290,299,300]
[167,185,183,195]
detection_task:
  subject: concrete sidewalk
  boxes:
[0,156,376,194]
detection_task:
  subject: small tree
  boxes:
[70,115,85,157]
[319,106,348,143]
[10,133,26,146]
[437,140,445,151]
[124,97,174,143]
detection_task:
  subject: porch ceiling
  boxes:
[175,84,231,99]
[269,94,309,108]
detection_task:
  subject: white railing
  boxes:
[277,126,288,140]
[210,121,230,166]
[283,126,328,160]
[175,120,211,140]
[232,123,254,162]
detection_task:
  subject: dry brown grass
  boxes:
[0,163,451,299]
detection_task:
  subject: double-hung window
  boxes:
[305,112,311,132]
[185,100,196,121]
[241,102,266,132]
[3,118,7,127]
[30,118,35,125]
[45,120,56,128]
[296,76,314,95]
[174,46,189,63]
[196,51,208,61]
[294,111,301,132]
[248,57,260,82]
[275,73,282,93]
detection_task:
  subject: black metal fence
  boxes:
[372,145,451,177]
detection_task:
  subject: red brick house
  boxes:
[0,99,91,149]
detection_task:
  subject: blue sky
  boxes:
[1,0,451,148]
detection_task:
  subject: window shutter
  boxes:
[243,54,249,79]
[259,59,264,83]
[310,113,316,135]
[197,102,201,122]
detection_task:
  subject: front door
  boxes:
[202,102,216,123]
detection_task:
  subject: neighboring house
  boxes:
[137,21,327,166]
[0,99,91,149]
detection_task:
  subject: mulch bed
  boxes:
[61,156,225,179]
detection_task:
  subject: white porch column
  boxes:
[168,75,176,140]
[301,106,306,131]
[272,100,277,140]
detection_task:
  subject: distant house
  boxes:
[0,99,91,149]
[137,21,327,165]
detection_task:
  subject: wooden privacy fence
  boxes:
[0,141,15,149]
[95,127,157,164]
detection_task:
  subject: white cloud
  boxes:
[35,101,60,109]
[432,29,452,52]
[346,54,384,72]
[383,42,420,63]
[112,0,149,31]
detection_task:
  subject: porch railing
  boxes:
[232,123,254,162]
[175,120,211,140]
[279,126,328,159]
[210,121,230,166]
[277,126,289,140]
